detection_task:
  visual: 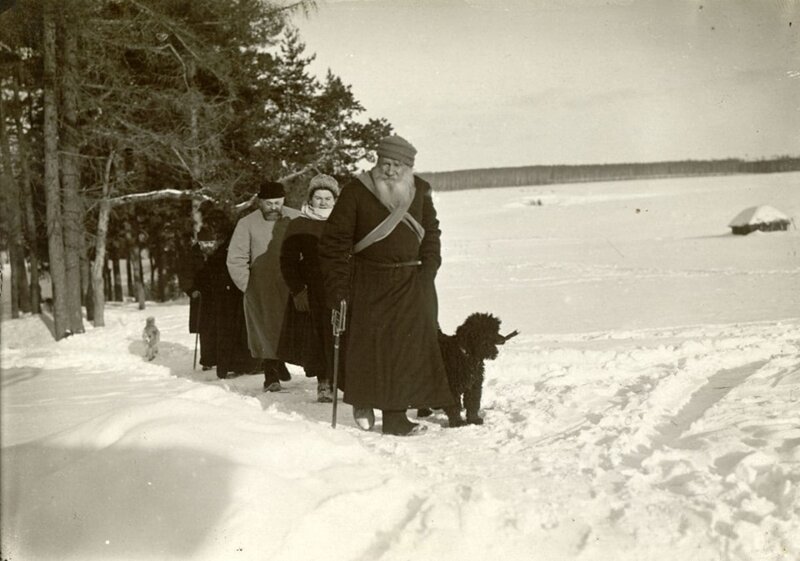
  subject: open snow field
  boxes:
[2,172,799,561]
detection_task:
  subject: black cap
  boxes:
[258,180,285,199]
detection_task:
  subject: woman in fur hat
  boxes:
[277,174,340,402]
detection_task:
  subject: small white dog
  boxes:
[142,316,160,361]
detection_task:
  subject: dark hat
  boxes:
[258,180,285,199]
[197,226,215,241]
[376,135,416,167]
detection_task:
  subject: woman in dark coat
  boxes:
[178,230,217,370]
[277,174,340,402]
[195,227,261,379]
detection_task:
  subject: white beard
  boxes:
[372,166,415,210]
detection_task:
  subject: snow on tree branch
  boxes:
[108,188,214,207]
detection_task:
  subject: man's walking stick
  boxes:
[331,299,347,428]
[193,332,199,370]
[192,294,201,370]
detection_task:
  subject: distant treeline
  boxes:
[419,157,800,191]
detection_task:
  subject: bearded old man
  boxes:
[227,180,298,392]
[318,135,454,436]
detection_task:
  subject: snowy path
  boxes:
[3,308,799,560]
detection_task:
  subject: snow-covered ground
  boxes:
[2,172,799,561]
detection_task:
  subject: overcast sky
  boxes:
[292,0,800,173]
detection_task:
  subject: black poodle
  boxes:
[421,313,518,427]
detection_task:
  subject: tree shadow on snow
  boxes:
[37,307,56,339]
[1,442,235,560]
[1,367,46,388]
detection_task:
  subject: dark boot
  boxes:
[382,410,426,436]
[263,359,282,392]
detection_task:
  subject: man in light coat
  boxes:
[227,180,298,391]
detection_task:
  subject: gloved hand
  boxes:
[293,288,310,312]
[191,290,201,298]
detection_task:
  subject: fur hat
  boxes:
[258,180,285,199]
[308,174,340,198]
[376,135,416,167]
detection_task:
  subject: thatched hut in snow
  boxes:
[728,205,792,235]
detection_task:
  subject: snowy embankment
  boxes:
[2,172,800,561]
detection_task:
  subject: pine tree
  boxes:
[1,0,392,333]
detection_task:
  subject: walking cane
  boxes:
[193,332,199,370]
[331,299,347,428]
[192,293,201,370]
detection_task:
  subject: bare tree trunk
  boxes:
[13,249,31,314]
[154,245,166,302]
[133,251,146,309]
[82,254,93,321]
[149,252,155,290]
[0,93,25,318]
[123,220,146,309]
[103,259,111,301]
[60,9,85,334]
[126,257,133,298]
[6,248,19,319]
[137,248,146,303]
[14,60,41,314]
[186,58,203,237]
[43,0,69,339]
[112,256,123,301]
[91,152,114,327]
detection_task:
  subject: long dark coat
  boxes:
[195,243,261,376]
[178,245,216,367]
[318,175,454,410]
[277,216,333,379]
[178,245,205,333]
